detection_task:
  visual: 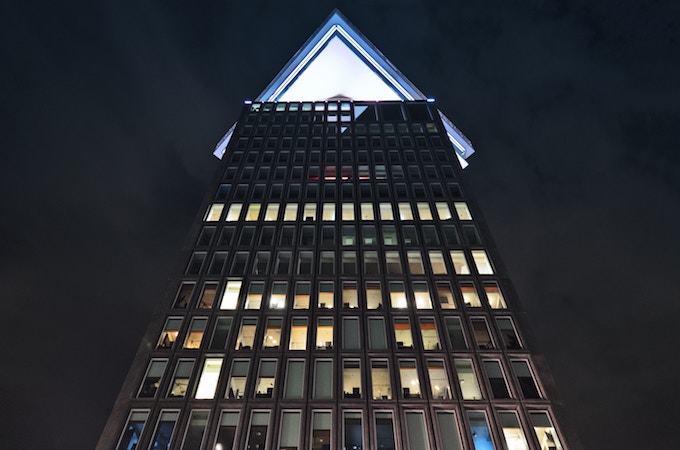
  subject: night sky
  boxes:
[1,1,679,449]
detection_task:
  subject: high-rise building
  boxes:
[98,10,577,450]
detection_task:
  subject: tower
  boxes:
[98,10,576,450]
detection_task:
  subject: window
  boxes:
[379,202,393,220]
[321,226,335,246]
[173,282,194,309]
[181,410,210,450]
[472,250,494,274]
[342,203,354,220]
[437,282,456,309]
[453,202,472,220]
[264,203,279,221]
[530,412,564,450]
[316,318,333,349]
[484,282,507,309]
[322,203,335,221]
[245,204,261,221]
[455,359,482,399]
[360,203,374,220]
[235,318,257,350]
[460,282,481,307]
[230,252,248,275]
[385,251,402,274]
[283,204,298,221]
[294,282,310,309]
[429,251,447,275]
[303,203,316,221]
[238,227,255,246]
[364,251,380,274]
[157,317,182,349]
[442,225,460,245]
[365,281,382,309]
[414,282,433,309]
[484,361,511,399]
[382,225,397,245]
[342,251,357,274]
[319,251,334,275]
[389,282,407,309]
[284,360,305,399]
[245,282,264,309]
[204,204,224,221]
[220,280,241,309]
[342,282,358,309]
[226,359,249,399]
[225,204,242,221]
[255,360,277,398]
[246,412,270,450]
[394,317,413,348]
[318,282,334,309]
[253,251,270,275]
[471,318,494,349]
[342,317,360,349]
[435,202,452,220]
[198,282,218,309]
[398,202,414,220]
[215,411,240,450]
[450,250,470,274]
[399,360,421,398]
[344,412,363,449]
[445,317,468,350]
[407,251,425,274]
[368,317,387,349]
[269,281,287,309]
[168,359,195,398]
[219,226,236,246]
[403,225,419,244]
[274,251,292,274]
[259,226,275,246]
[197,226,216,246]
[138,359,167,398]
[467,412,495,450]
[405,411,430,449]
[374,412,396,449]
[297,251,313,274]
[279,411,302,450]
[263,318,282,349]
[416,202,433,220]
[342,225,355,245]
[343,360,362,398]
[419,317,441,350]
[186,252,206,274]
[497,318,522,349]
[512,361,541,398]
[428,360,451,399]
[289,318,308,350]
[149,411,179,450]
[184,317,208,349]
[463,224,482,245]
[116,410,149,450]
[195,358,223,399]
[311,411,332,449]
[313,361,333,399]
[435,412,463,450]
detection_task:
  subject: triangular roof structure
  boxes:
[214,10,474,166]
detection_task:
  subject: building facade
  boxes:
[97,11,575,450]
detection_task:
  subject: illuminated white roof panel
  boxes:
[214,10,474,164]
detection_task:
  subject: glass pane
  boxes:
[150,411,179,450]
[530,412,564,450]
[312,411,332,450]
[344,412,363,449]
[195,358,223,400]
[284,360,305,399]
[467,411,495,450]
[405,412,430,449]
[499,412,529,450]
[182,410,209,450]
[435,412,463,450]
[455,359,482,400]
[247,412,270,450]
[314,360,333,399]
[279,411,301,449]
[215,411,239,450]
[371,360,392,399]
[116,411,149,450]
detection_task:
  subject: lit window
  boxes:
[467,412,495,450]
[235,318,257,350]
[318,281,334,309]
[416,202,433,220]
[379,202,394,220]
[358,165,370,179]
[427,360,451,399]
[316,318,334,349]
[342,317,360,349]
[413,281,433,309]
[225,204,242,221]
[496,412,529,450]
[279,411,302,450]
[429,251,448,274]
[343,360,362,398]
[289,318,308,350]
[283,204,298,221]
[407,251,425,274]
[382,225,397,245]
[303,203,316,221]
[195,358,223,399]
[182,410,210,450]
[419,317,441,350]
[385,251,402,274]
[226,359,249,399]
[512,360,541,398]
[472,250,494,274]
[342,226,355,245]
[449,250,470,274]
[204,204,224,221]
[399,360,421,398]
[371,360,392,399]
[454,202,472,220]
[435,202,452,220]
[183,317,208,349]
[398,202,414,220]
[394,317,413,348]
[312,411,332,447]
[460,282,481,307]
[264,203,279,221]
[484,282,507,309]
[269,282,287,309]
[262,318,282,349]
[215,412,240,450]
[254,360,277,398]
[322,203,335,221]
[149,411,180,449]
[157,317,182,349]
[365,281,382,309]
[455,359,482,400]
[484,361,511,399]
[313,361,333,399]
[389,282,407,309]
[445,318,468,350]
[530,412,564,450]
[245,282,264,309]
[368,317,387,350]
[375,165,387,179]
[284,360,305,399]
[138,359,167,398]
[116,410,148,450]
[246,412,270,449]
[293,282,310,309]
[360,203,374,220]
[342,203,354,220]
[436,282,456,309]
[220,280,241,310]
[245,204,261,221]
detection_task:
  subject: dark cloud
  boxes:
[1,1,678,449]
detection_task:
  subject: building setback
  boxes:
[98,10,578,450]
